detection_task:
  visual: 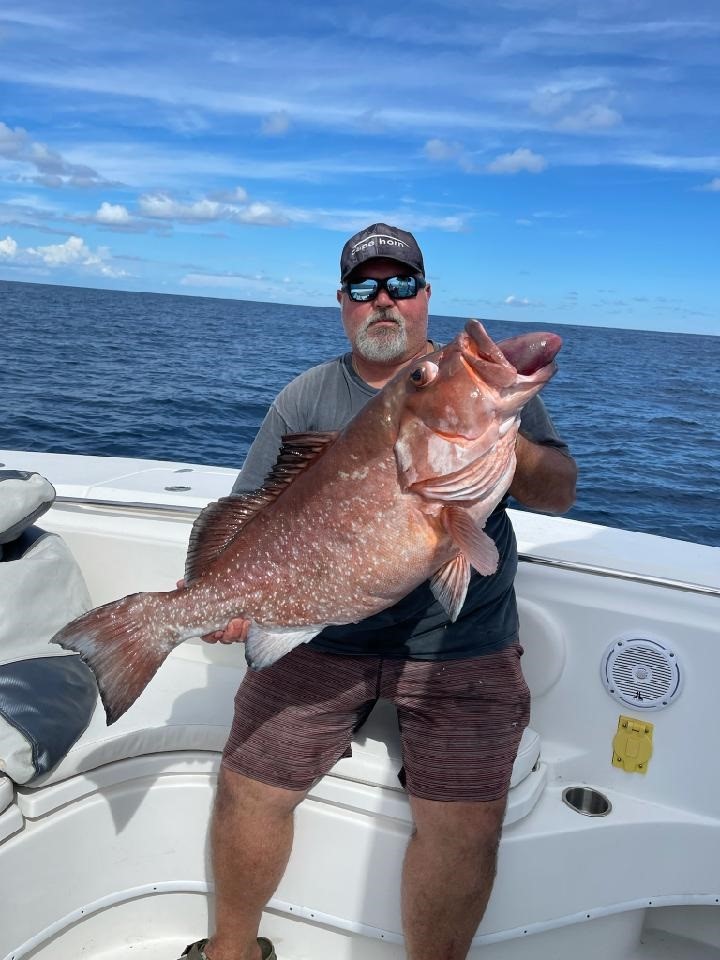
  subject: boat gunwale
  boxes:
[50,495,720,598]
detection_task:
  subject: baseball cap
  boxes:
[340,223,425,281]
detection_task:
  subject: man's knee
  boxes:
[215,764,309,821]
[408,795,507,853]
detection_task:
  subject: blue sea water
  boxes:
[2,279,719,548]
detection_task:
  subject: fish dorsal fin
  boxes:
[185,431,337,582]
[263,431,338,491]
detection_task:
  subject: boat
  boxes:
[1,447,718,960]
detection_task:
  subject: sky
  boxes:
[0,0,719,334]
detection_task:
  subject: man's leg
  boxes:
[203,766,308,960]
[197,646,377,958]
[401,794,506,960]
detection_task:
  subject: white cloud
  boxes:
[0,235,18,257]
[139,193,222,220]
[0,121,112,188]
[0,9,70,29]
[261,110,291,136]
[27,237,125,277]
[487,148,547,174]
[233,201,289,225]
[424,138,463,162]
[504,294,542,307]
[96,201,131,223]
[18,234,129,276]
[213,186,249,202]
[699,177,720,192]
[423,138,477,173]
[556,105,622,132]
[530,87,573,117]
[30,235,95,265]
[529,82,623,133]
[0,122,26,158]
[620,152,720,173]
[137,191,291,226]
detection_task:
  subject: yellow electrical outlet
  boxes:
[612,715,653,773]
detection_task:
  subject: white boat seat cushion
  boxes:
[27,654,242,788]
[0,775,12,814]
[0,470,55,549]
[0,773,22,843]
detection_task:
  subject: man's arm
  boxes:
[509,433,577,515]
[232,403,291,495]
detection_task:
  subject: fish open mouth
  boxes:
[462,320,562,382]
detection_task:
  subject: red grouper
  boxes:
[53,320,562,724]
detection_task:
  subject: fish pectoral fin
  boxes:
[244,623,325,671]
[443,505,499,576]
[430,554,471,622]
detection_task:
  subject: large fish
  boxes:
[53,320,561,723]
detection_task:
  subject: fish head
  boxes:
[394,319,562,503]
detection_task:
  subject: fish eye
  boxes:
[409,360,439,388]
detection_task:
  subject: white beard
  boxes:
[354,309,409,362]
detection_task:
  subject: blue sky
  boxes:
[1,0,719,334]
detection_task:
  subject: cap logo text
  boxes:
[351,234,409,258]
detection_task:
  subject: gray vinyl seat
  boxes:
[0,471,96,785]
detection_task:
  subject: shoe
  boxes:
[179,937,276,959]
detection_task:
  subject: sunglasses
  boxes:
[342,275,426,303]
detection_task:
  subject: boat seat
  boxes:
[26,652,244,790]
[25,647,543,828]
[0,471,97,785]
[0,774,22,842]
[0,775,14,815]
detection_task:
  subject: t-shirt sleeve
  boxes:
[230,364,341,494]
[518,396,572,456]
[231,402,291,494]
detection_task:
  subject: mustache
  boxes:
[361,307,405,330]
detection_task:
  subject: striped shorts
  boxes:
[222,643,530,802]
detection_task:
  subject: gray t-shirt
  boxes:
[233,350,570,660]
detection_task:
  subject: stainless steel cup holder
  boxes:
[562,786,612,817]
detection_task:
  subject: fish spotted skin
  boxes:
[52,320,561,723]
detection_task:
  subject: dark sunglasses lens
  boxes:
[347,276,420,301]
[348,279,379,302]
[386,276,418,299]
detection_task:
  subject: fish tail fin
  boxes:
[52,592,180,725]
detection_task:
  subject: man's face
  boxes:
[337,258,431,364]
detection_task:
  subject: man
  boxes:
[180,224,577,960]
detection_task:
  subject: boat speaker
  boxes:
[601,636,682,711]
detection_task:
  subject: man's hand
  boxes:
[175,580,250,644]
[202,617,250,645]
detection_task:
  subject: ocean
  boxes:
[2,279,718,548]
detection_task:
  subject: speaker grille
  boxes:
[602,637,681,710]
